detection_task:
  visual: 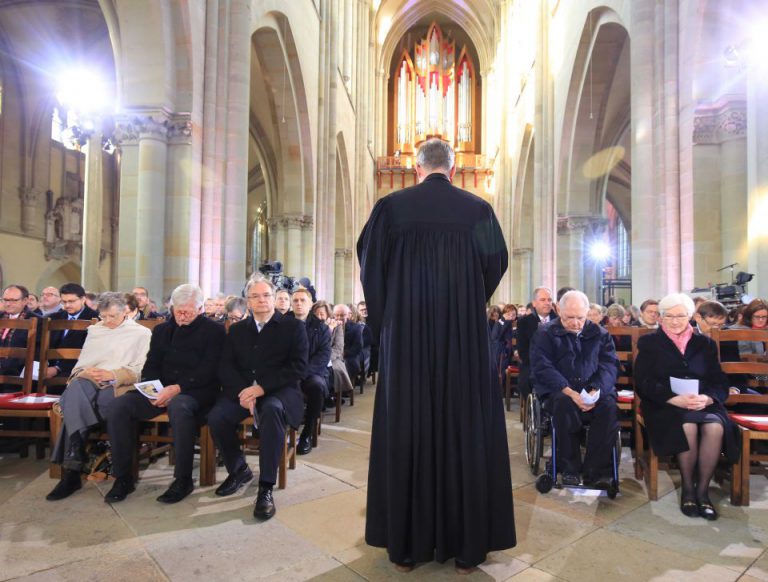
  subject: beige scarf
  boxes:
[71,318,152,395]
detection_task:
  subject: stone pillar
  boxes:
[114,117,140,290]
[533,0,556,288]
[135,117,169,297]
[334,248,348,304]
[512,248,533,305]
[631,0,685,301]
[18,188,42,234]
[81,131,104,290]
[747,60,768,296]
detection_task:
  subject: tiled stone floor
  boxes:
[1,383,767,581]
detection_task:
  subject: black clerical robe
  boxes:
[357,172,515,567]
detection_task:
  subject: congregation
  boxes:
[0,276,766,527]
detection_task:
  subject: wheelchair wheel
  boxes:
[535,473,554,494]
[607,482,618,499]
[525,394,543,475]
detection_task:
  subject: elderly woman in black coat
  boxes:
[634,293,737,521]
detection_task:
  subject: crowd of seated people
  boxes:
[2,274,766,521]
[0,276,385,518]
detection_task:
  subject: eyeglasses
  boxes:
[174,309,198,318]
[753,315,768,320]
[2,297,23,303]
[41,291,59,297]
[247,293,273,300]
[663,314,690,321]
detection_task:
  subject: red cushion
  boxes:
[616,390,635,403]
[729,414,768,432]
[0,392,59,410]
[506,366,520,373]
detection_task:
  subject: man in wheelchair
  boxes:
[529,290,620,488]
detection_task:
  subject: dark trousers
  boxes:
[544,391,618,477]
[107,392,202,481]
[518,364,532,401]
[301,375,326,435]
[207,394,287,487]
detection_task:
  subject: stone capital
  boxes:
[267,214,313,230]
[693,99,747,144]
[512,247,533,257]
[113,110,174,145]
[557,215,607,236]
[167,114,193,145]
[334,248,353,259]
[18,186,42,206]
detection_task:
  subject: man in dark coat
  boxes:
[357,138,515,571]
[104,284,225,504]
[43,283,99,392]
[289,288,331,455]
[1,284,41,390]
[530,290,620,486]
[516,287,556,403]
[207,276,308,520]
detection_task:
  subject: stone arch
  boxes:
[252,13,314,217]
[558,8,630,218]
[35,261,93,292]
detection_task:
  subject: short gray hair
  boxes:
[225,296,247,314]
[658,293,695,318]
[559,290,590,312]
[416,139,455,173]
[245,274,276,296]
[98,291,127,312]
[532,286,552,301]
[170,284,204,309]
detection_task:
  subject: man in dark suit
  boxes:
[208,276,308,520]
[132,286,161,320]
[290,288,331,455]
[516,286,557,402]
[334,303,364,380]
[43,283,99,391]
[104,284,225,503]
[1,284,40,391]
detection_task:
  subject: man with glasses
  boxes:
[103,284,225,503]
[530,290,620,487]
[207,275,308,520]
[36,286,63,317]
[0,285,40,388]
[44,283,99,391]
[131,287,161,320]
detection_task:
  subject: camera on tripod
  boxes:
[692,264,754,308]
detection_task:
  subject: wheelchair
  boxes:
[524,391,622,499]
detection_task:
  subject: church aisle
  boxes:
[0,382,766,581]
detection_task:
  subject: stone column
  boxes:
[512,248,533,305]
[533,0,556,288]
[114,117,140,291]
[81,130,104,290]
[747,59,768,296]
[135,116,169,297]
[334,248,348,304]
[18,188,42,234]
[631,0,685,301]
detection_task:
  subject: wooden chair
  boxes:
[38,318,98,394]
[712,328,768,506]
[0,319,52,459]
[504,337,519,412]
[605,327,648,433]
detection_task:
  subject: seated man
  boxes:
[333,304,364,380]
[290,288,331,455]
[208,276,308,520]
[530,290,620,486]
[104,284,225,503]
[44,283,99,393]
[46,292,152,500]
[0,285,40,391]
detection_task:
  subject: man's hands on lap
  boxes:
[239,384,265,411]
[154,384,181,407]
[562,386,595,412]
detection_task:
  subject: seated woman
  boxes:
[104,284,225,503]
[313,301,353,399]
[634,293,738,521]
[731,299,768,358]
[46,292,152,501]
[224,296,248,324]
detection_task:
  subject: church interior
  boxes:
[1,0,767,580]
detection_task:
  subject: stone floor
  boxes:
[1,383,767,581]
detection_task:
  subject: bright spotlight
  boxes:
[589,241,611,262]
[56,69,111,115]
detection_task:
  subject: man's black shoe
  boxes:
[253,485,276,520]
[561,473,581,487]
[297,433,312,455]
[62,431,87,472]
[215,465,253,496]
[157,478,194,504]
[104,477,135,503]
[46,469,82,501]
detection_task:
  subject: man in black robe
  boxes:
[357,138,515,572]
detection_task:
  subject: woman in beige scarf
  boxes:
[47,292,152,501]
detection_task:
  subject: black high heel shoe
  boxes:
[697,497,718,521]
